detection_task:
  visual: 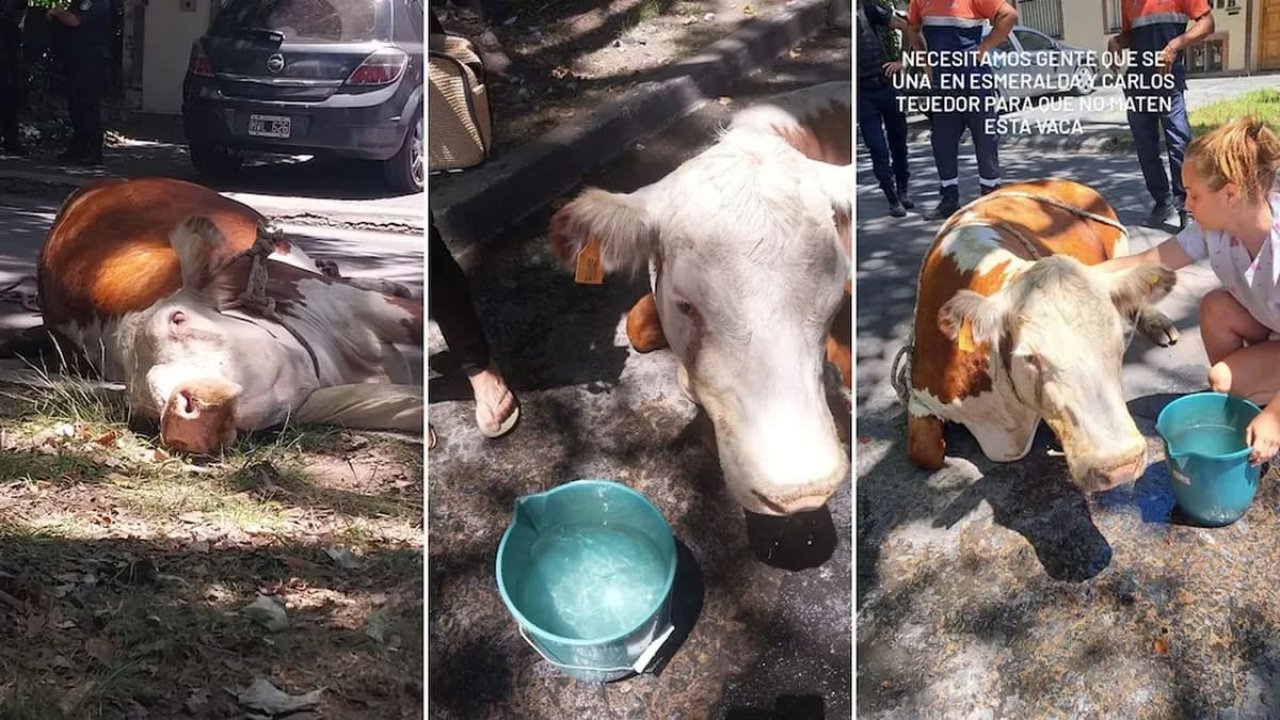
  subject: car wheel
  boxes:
[384,109,424,193]
[189,142,243,180]
[1070,65,1097,96]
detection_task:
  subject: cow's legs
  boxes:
[295,383,423,433]
[627,293,668,353]
[907,412,946,470]
[1134,305,1179,347]
[825,291,852,389]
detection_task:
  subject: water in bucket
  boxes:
[496,480,678,683]
[518,521,668,639]
[1155,392,1263,527]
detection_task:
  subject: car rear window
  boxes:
[217,0,388,43]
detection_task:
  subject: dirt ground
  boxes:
[0,374,424,719]
[434,0,810,152]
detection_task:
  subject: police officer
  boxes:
[906,0,1018,221]
[1109,0,1214,229]
[857,0,913,217]
[48,0,111,165]
[0,0,27,155]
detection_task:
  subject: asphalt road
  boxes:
[856,141,1280,717]
[427,28,854,720]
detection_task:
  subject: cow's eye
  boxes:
[675,300,695,316]
[170,310,187,327]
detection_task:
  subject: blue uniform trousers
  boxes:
[1126,91,1191,208]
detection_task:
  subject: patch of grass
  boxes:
[637,0,662,22]
[1189,88,1280,137]
[0,451,110,486]
[114,472,287,531]
[0,354,132,429]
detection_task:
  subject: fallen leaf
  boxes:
[94,431,118,446]
[242,594,290,632]
[86,636,115,664]
[551,65,571,79]
[743,5,755,16]
[236,678,324,714]
[1153,639,1168,655]
[788,47,802,59]
[716,96,733,106]
[325,547,363,571]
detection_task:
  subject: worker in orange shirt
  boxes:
[906,0,1018,221]
[1109,0,1215,229]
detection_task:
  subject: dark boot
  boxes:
[980,183,1002,196]
[925,186,960,221]
[884,187,906,218]
[897,180,915,209]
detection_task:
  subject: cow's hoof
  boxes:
[907,413,946,470]
[677,365,700,405]
[1136,306,1179,347]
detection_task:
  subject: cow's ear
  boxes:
[1106,263,1176,317]
[811,162,853,260]
[938,289,1007,347]
[169,215,248,305]
[548,188,656,278]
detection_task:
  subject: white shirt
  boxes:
[1177,192,1280,333]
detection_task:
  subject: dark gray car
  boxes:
[182,0,425,193]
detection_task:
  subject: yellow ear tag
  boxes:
[574,236,604,285]
[957,318,976,353]
[1145,270,1162,286]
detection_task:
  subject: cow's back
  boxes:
[730,81,852,166]
[911,179,1125,405]
[38,177,263,328]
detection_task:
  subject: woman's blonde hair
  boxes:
[1185,115,1280,201]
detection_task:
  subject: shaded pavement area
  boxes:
[428,29,852,720]
[856,144,1280,716]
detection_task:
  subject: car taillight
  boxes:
[189,43,214,77]
[345,48,408,86]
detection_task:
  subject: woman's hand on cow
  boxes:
[1246,408,1280,466]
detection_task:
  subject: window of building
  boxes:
[1188,38,1226,73]
[1104,0,1122,34]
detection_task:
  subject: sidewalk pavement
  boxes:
[0,138,427,235]
[899,73,1280,154]
[428,0,834,258]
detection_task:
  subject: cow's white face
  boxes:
[550,132,852,515]
[940,256,1176,491]
[114,217,317,455]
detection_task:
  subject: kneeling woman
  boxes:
[1099,116,1280,465]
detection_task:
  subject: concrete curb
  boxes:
[428,0,833,258]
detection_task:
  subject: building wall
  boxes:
[139,0,214,114]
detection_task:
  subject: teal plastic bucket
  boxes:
[495,480,678,683]
[1155,392,1263,527]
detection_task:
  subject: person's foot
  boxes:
[924,193,960,221]
[888,199,907,218]
[1143,201,1180,229]
[469,365,520,438]
[897,182,915,209]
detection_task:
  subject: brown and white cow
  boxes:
[903,179,1179,492]
[549,81,853,516]
[38,177,424,454]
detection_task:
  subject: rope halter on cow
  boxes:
[888,190,1132,409]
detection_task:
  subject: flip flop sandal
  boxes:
[477,389,520,439]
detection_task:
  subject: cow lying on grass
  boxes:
[549,81,853,516]
[37,177,424,454]
[898,179,1180,492]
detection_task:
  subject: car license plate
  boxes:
[248,114,291,139]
